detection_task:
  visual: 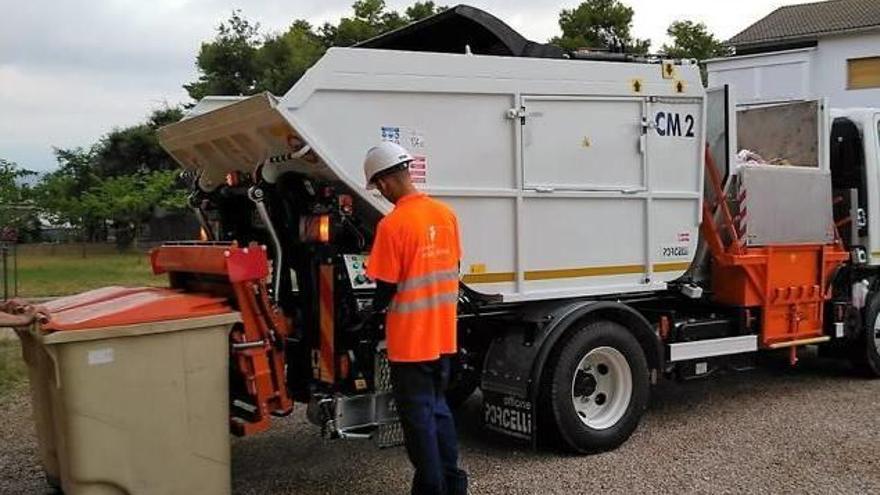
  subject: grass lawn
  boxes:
[13,250,163,298]
[0,340,26,397]
[0,248,164,398]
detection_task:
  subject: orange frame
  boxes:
[701,149,848,361]
[152,242,294,435]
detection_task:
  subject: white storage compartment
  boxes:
[159,48,706,302]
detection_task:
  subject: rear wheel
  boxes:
[546,321,649,453]
[852,292,880,377]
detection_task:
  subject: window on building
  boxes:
[848,57,880,90]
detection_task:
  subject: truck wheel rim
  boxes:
[873,313,880,351]
[570,346,632,430]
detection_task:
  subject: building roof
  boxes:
[730,0,880,50]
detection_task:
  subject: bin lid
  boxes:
[41,287,234,332]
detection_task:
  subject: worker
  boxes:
[362,141,468,495]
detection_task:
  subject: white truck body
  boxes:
[159,47,706,303]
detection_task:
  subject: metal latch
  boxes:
[506,107,527,124]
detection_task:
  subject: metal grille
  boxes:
[374,421,404,448]
[373,349,404,448]
[375,348,393,391]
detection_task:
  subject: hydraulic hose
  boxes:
[248,186,284,303]
[188,192,214,241]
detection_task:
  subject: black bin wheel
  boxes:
[546,320,649,453]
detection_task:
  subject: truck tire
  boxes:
[546,320,649,453]
[852,292,880,377]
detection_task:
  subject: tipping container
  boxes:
[16,286,239,495]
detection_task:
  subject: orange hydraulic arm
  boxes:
[151,242,294,435]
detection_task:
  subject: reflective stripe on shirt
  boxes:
[396,269,460,292]
[389,290,459,314]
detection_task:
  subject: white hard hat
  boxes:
[363,141,413,189]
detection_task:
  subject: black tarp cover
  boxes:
[356,5,564,59]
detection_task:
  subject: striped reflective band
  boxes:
[461,262,692,284]
[397,269,460,292]
[389,291,459,314]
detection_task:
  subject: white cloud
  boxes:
[0,0,793,171]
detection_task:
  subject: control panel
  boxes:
[343,254,376,290]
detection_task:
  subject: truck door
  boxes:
[521,96,646,192]
[644,96,704,279]
[516,93,703,294]
[518,96,651,293]
[830,117,868,251]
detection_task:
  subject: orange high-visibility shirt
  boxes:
[366,193,462,362]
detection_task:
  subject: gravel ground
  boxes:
[2,353,879,494]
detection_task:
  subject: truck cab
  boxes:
[830,108,880,264]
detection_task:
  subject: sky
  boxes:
[0,0,797,172]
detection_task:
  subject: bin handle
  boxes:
[43,345,62,390]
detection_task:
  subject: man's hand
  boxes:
[0,306,37,328]
[349,310,386,338]
[0,299,23,314]
[0,300,49,328]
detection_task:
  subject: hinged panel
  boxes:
[521,96,645,191]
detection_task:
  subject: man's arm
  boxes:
[372,280,397,314]
[0,306,38,328]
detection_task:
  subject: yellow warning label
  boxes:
[662,61,677,79]
[631,78,644,93]
[469,263,487,274]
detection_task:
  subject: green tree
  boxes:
[0,159,39,242]
[93,106,185,177]
[661,20,730,85]
[148,106,186,128]
[0,159,34,204]
[405,1,447,21]
[50,147,100,196]
[81,170,187,249]
[320,0,409,47]
[184,11,262,100]
[34,171,84,229]
[551,0,649,54]
[258,21,327,95]
[186,2,450,100]
[34,148,103,241]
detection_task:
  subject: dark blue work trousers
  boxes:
[390,356,468,495]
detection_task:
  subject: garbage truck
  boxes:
[142,30,880,455]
